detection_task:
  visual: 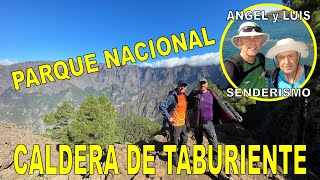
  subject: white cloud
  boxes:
[0,59,18,65]
[139,52,220,68]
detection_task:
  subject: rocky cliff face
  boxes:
[0,62,226,95]
[1,61,319,178]
[0,62,227,133]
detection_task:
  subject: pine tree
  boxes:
[76,95,102,122]
[44,101,74,139]
[121,114,161,143]
[44,95,124,149]
[44,101,74,125]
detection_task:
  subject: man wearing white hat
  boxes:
[224,22,269,88]
[265,38,311,89]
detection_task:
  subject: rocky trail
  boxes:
[0,121,318,180]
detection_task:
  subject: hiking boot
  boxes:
[218,171,233,180]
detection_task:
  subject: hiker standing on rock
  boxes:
[188,78,242,180]
[224,21,269,88]
[159,80,188,166]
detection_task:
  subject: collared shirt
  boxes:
[199,90,214,123]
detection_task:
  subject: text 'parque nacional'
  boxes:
[11,27,215,91]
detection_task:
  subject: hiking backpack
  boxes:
[226,53,265,86]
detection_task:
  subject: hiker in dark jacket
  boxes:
[188,78,242,180]
[224,21,269,88]
[159,80,188,166]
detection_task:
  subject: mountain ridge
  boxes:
[0,61,227,133]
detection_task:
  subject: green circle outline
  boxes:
[219,3,317,102]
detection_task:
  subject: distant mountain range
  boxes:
[0,62,227,133]
[266,9,291,20]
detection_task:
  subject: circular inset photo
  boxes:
[220,3,317,102]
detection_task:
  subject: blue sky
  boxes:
[0,0,283,65]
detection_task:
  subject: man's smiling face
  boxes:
[238,35,263,58]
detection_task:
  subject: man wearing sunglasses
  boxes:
[224,22,269,88]
[159,80,188,166]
